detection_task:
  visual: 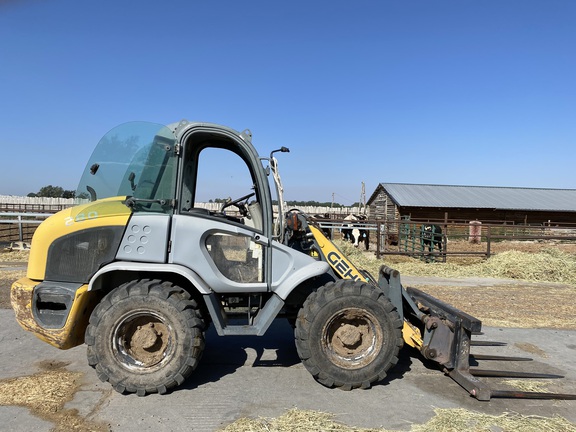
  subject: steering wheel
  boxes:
[221,192,255,215]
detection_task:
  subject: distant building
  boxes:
[367,183,576,225]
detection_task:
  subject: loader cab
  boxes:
[76,120,326,300]
[73,121,273,288]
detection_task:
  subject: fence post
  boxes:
[376,221,381,259]
[18,214,23,242]
[486,225,491,258]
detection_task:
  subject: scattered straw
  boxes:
[502,379,552,393]
[0,368,81,414]
[387,248,576,285]
[219,408,385,432]
[0,364,110,432]
[0,269,26,308]
[219,408,576,432]
[0,250,30,262]
[411,408,576,432]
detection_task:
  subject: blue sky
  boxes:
[1,0,574,205]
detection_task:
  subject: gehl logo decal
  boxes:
[327,251,361,281]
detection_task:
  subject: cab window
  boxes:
[180,145,263,231]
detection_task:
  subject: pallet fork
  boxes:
[378,266,576,401]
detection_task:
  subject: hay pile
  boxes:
[480,249,576,284]
[335,241,576,286]
[220,408,576,432]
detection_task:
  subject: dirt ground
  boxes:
[0,269,25,309]
[408,280,576,329]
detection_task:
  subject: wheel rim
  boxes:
[112,311,174,371]
[321,308,383,370]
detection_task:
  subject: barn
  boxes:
[367,183,576,225]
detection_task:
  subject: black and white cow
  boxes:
[421,224,443,253]
[341,214,356,242]
[342,214,370,250]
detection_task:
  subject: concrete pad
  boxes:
[0,406,53,432]
[1,309,575,431]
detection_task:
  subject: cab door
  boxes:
[170,126,271,293]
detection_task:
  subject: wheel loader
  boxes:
[11,120,575,400]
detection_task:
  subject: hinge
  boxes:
[167,240,172,253]
[174,143,181,155]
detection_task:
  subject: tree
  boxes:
[272,200,345,208]
[29,185,75,198]
[38,185,64,198]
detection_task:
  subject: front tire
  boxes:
[85,279,205,396]
[295,280,403,390]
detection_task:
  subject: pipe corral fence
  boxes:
[0,213,51,244]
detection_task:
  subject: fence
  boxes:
[0,197,76,244]
[370,219,576,260]
[309,217,576,261]
[0,213,51,244]
[0,195,76,213]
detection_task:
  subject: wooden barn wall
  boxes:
[398,207,576,225]
[368,189,399,220]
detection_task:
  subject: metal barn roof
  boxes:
[376,183,576,212]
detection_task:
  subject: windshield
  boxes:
[76,122,178,213]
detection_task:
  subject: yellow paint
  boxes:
[402,321,423,348]
[27,197,131,280]
[308,225,368,283]
[11,278,101,349]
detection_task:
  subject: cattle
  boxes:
[421,224,443,253]
[341,214,356,242]
[342,214,370,250]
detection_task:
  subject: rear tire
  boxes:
[85,279,205,396]
[295,280,403,390]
